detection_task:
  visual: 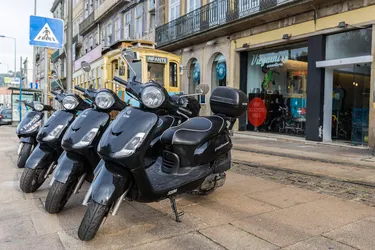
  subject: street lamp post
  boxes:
[0,35,20,121]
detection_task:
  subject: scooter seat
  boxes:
[160,116,225,146]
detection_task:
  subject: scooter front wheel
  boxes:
[17,143,32,168]
[78,201,110,241]
[45,177,79,214]
[20,167,48,193]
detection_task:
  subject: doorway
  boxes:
[323,64,371,145]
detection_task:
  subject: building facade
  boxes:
[155,0,375,147]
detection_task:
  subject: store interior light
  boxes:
[282,34,292,40]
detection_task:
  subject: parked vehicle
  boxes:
[19,90,92,193]
[269,105,306,134]
[0,108,12,125]
[16,101,53,168]
[45,55,201,214]
[76,48,248,241]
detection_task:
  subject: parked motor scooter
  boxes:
[45,65,201,214]
[76,48,248,241]
[16,100,53,168]
[19,90,93,193]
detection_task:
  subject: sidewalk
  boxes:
[1,125,375,249]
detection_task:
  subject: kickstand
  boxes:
[169,197,184,222]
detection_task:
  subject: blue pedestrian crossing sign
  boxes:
[29,15,64,49]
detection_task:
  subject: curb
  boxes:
[233,159,375,188]
[233,146,375,170]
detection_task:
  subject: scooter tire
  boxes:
[17,143,32,168]
[78,201,110,241]
[19,167,48,193]
[45,177,79,214]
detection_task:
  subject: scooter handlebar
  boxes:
[75,86,86,93]
[51,90,59,96]
[113,76,128,87]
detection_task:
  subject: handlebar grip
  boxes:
[113,76,128,86]
[75,86,86,92]
[51,90,58,96]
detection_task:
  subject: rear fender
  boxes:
[53,152,85,184]
[25,144,56,170]
[91,163,131,206]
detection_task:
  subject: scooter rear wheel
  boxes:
[45,177,79,214]
[19,167,48,193]
[17,143,32,168]
[78,201,110,241]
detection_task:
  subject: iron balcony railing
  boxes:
[156,0,296,46]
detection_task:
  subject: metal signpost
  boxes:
[29,15,64,110]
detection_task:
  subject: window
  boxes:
[84,0,89,18]
[124,12,132,39]
[149,0,155,10]
[94,31,98,46]
[107,22,113,45]
[85,38,89,53]
[149,13,155,30]
[135,5,143,38]
[89,35,93,50]
[101,27,105,45]
[148,63,165,86]
[169,0,180,21]
[169,62,178,87]
[115,17,122,41]
[187,0,200,12]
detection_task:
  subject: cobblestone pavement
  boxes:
[1,125,375,249]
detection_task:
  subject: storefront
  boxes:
[243,44,308,136]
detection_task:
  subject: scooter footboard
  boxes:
[91,163,131,206]
[53,152,85,184]
[25,144,56,169]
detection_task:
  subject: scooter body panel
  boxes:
[53,152,86,184]
[37,110,75,147]
[16,111,44,137]
[25,144,59,169]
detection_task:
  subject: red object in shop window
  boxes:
[248,97,267,127]
[297,108,306,115]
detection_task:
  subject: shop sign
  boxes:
[251,51,289,68]
[146,56,168,64]
[248,97,267,127]
[216,62,226,80]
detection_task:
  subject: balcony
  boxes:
[79,12,95,36]
[156,0,308,49]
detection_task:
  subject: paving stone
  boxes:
[247,186,324,208]
[128,232,224,250]
[0,215,36,243]
[0,180,26,203]
[31,212,63,235]
[0,199,41,220]
[232,198,375,247]
[0,233,65,250]
[324,217,375,250]
[283,236,355,250]
[200,224,279,250]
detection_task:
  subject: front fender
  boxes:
[91,162,131,206]
[25,144,57,169]
[53,152,85,184]
[20,136,36,144]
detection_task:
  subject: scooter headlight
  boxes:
[44,124,65,141]
[63,96,79,110]
[112,132,145,158]
[72,128,99,149]
[141,86,165,109]
[95,92,115,110]
[34,102,44,111]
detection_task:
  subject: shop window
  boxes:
[326,28,372,60]
[148,63,165,86]
[190,59,204,103]
[211,54,226,91]
[169,62,178,87]
[246,46,308,136]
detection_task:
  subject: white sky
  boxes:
[0,0,53,75]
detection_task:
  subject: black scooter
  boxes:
[19,90,92,193]
[45,79,201,214]
[44,86,126,213]
[16,100,53,168]
[77,49,248,241]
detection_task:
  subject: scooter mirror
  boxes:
[195,83,210,95]
[81,61,91,73]
[51,70,59,81]
[122,48,140,63]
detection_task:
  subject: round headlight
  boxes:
[34,102,44,111]
[63,96,79,110]
[141,86,165,109]
[95,92,115,109]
